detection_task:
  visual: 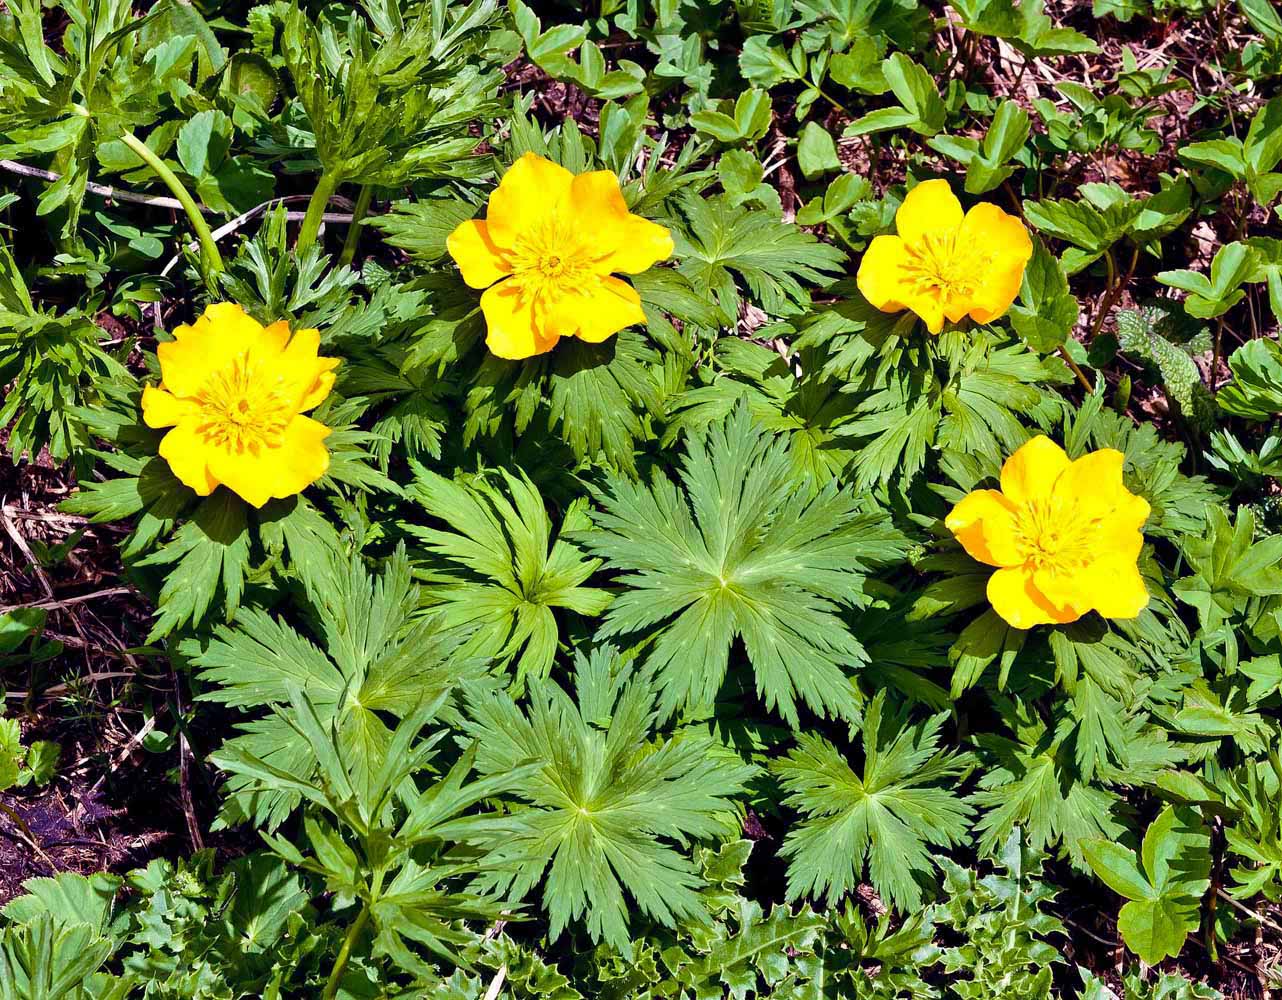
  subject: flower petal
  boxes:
[967,256,1027,325]
[961,202,1032,263]
[141,386,198,428]
[1082,554,1150,620]
[908,294,947,335]
[601,215,674,275]
[157,303,265,397]
[206,415,332,509]
[946,489,1023,567]
[1000,435,1070,506]
[480,280,559,360]
[568,170,674,275]
[447,219,512,289]
[895,179,964,245]
[278,326,339,411]
[962,203,1033,324]
[485,153,574,249]
[566,276,647,344]
[1031,567,1093,622]
[857,234,913,313]
[157,422,219,497]
[1053,448,1125,519]
[987,566,1072,629]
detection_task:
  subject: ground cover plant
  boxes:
[2,0,1282,996]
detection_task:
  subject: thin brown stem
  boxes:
[1058,346,1093,392]
[1210,317,1226,394]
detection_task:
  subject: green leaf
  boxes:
[0,608,45,655]
[772,692,973,911]
[197,547,484,829]
[797,122,841,180]
[739,36,802,89]
[137,491,251,641]
[1157,241,1255,319]
[402,465,610,684]
[1116,897,1198,969]
[1179,138,1247,179]
[1173,505,1282,630]
[1082,840,1150,900]
[463,648,757,950]
[845,53,944,137]
[1115,307,1212,424]
[676,194,846,321]
[1219,335,1282,420]
[1082,807,1210,966]
[583,404,908,727]
[1009,237,1080,351]
[176,109,231,179]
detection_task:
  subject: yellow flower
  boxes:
[857,179,1033,334]
[446,152,674,360]
[141,303,338,509]
[945,436,1151,630]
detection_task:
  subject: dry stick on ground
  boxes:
[0,585,132,617]
[4,671,139,702]
[88,714,159,796]
[0,504,55,601]
[0,800,58,874]
[159,195,359,278]
[170,663,204,853]
[1,159,191,212]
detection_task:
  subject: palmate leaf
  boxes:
[461,647,756,951]
[463,328,668,476]
[771,692,973,912]
[970,699,1127,868]
[1082,807,1211,966]
[194,546,483,829]
[0,917,116,1000]
[582,404,909,727]
[676,194,846,322]
[402,464,611,684]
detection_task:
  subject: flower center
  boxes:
[900,231,992,300]
[1013,498,1096,575]
[193,353,293,454]
[509,215,592,300]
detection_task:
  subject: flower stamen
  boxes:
[192,354,293,454]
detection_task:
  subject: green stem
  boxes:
[297,172,341,254]
[119,130,223,280]
[338,184,374,268]
[322,905,370,1000]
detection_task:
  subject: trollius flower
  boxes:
[142,303,338,508]
[945,436,1150,629]
[447,152,674,360]
[857,179,1032,334]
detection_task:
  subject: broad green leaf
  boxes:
[1009,237,1080,352]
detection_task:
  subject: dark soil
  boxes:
[0,447,245,905]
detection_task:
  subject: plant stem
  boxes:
[1058,345,1093,393]
[322,904,370,1000]
[816,87,851,117]
[1210,317,1226,395]
[296,172,341,254]
[338,184,374,268]
[119,131,223,280]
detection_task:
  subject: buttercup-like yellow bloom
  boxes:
[857,179,1032,334]
[945,436,1150,630]
[447,152,674,360]
[142,303,338,508]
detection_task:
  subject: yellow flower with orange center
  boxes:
[447,152,674,360]
[857,179,1033,334]
[945,436,1151,629]
[141,303,338,508]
